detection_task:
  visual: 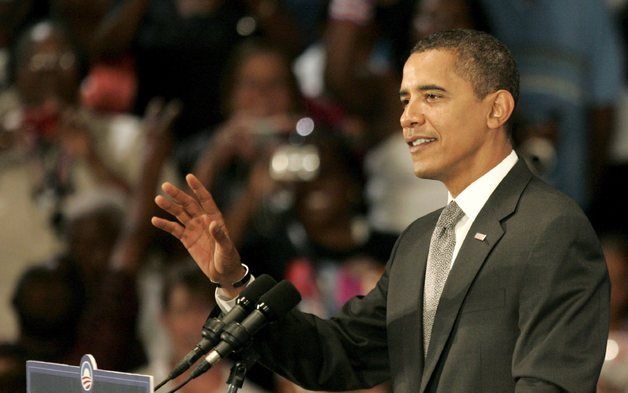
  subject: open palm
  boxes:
[151,174,243,285]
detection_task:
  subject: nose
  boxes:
[400,99,425,129]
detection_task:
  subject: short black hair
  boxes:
[412,29,519,105]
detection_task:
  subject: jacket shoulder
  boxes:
[519,177,589,222]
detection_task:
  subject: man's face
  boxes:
[399,49,496,194]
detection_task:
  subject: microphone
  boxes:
[155,274,276,390]
[190,280,301,379]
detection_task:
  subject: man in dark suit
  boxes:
[152,29,609,392]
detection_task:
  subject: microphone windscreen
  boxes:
[238,274,277,303]
[257,280,302,319]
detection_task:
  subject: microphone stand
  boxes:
[225,347,259,393]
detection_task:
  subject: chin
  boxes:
[412,164,438,181]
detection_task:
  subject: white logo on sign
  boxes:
[80,361,93,391]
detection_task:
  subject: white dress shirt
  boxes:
[448,150,518,267]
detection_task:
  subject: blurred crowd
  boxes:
[0,0,627,392]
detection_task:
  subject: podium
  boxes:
[27,354,153,393]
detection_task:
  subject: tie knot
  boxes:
[436,201,464,229]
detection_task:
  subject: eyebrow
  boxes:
[419,84,447,92]
[399,84,448,97]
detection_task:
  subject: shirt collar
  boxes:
[448,150,518,221]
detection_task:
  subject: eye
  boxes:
[425,93,441,102]
[400,98,410,108]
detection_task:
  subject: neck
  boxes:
[446,139,512,198]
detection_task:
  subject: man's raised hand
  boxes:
[151,174,245,297]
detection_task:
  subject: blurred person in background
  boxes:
[190,39,310,248]
[182,37,392,292]
[91,0,306,166]
[0,20,81,341]
[141,261,268,393]
[64,98,180,372]
[240,132,396,393]
[0,20,178,341]
[6,19,160,217]
[60,195,125,288]
[10,262,84,365]
[230,131,394,311]
[477,0,624,208]
[8,195,147,371]
[2,73,180,373]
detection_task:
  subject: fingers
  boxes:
[154,194,191,224]
[185,174,221,217]
[161,181,204,217]
[151,216,184,239]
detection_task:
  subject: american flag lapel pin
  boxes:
[474,232,487,241]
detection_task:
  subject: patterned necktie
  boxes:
[423,200,465,356]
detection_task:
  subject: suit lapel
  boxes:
[419,159,533,393]
[391,212,437,393]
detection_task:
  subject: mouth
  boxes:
[407,137,437,151]
[409,138,436,146]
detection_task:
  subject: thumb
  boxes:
[210,221,228,242]
[209,221,235,255]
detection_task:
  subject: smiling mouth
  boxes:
[409,138,437,147]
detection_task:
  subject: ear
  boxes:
[486,90,515,130]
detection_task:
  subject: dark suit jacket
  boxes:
[254,159,610,393]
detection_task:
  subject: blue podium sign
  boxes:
[27,354,153,393]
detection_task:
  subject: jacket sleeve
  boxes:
[251,258,393,391]
[512,210,610,393]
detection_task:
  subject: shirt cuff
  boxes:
[214,274,256,313]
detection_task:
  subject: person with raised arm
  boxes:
[153,29,609,393]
